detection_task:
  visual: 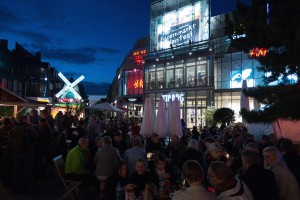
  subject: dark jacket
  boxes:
[282,151,300,185]
[103,174,129,200]
[130,171,154,197]
[178,148,203,169]
[239,164,279,200]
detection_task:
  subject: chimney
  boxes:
[0,39,8,50]
[36,51,41,61]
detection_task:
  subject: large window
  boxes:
[197,61,207,86]
[166,69,174,88]
[215,51,264,89]
[175,68,183,87]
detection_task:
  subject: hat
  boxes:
[208,142,222,152]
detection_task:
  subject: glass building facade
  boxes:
[142,0,266,127]
[107,1,278,127]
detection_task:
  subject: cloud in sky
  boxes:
[0,0,150,83]
[1,0,252,84]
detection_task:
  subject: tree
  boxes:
[226,0,300,122]
[205,108,216,126]
[213,108,235,125]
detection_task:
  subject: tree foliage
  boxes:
[213,108,235,125]
[226,0,300,122]
[205,108,216,126]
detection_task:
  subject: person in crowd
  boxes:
[181,127,191,146]
[130,120,140,136]
[124,135,147,176]
[94,136,121,199]
[278,138,300,185]
[223,133,243,174]
[149,152,172,189]
[268,133,278,147]
[213,135,222,145]
[112,130,127,157]
[207,161,254,200]
[241,126,250,142]
[201,137,216,157]
[0,117,12,145]
[240,150,279,200]
[191,126,200,140]
[9,115,39,194]
[40,109,54,133]
[65,138,93,193]
[263,146,300,200]
[165,134,185,165]
[54,111,64,132]
[221,127,232,142]
[103,160,135,200]
[228,133,243,154]
[9,116,17,127]
[259,135,273,152]
[29,109,40,128]
[245,142,263,163]
[203,142,227,171]
[86,115,101,148]
[86,136,102,174]
[75,119,86,139]
[0,117,13,188]
[244,143,259,153]
[103,119,115,136]
[172,160,218,200]
[130,159,153,198]
[146,132,164,154]
[62,111,74,134]
[34,118,53,181]
[200,126,211,140]
[178,139,203,169]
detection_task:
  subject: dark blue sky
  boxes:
[0,0,251,94]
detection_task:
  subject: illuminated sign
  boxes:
[133,79,143,89]
[159,20,199,48]
[249,47,267,58]
[131,50,147,68]
[154,1,209,50]
[57,98,79,103]
[133,50,146,56]
[162,92,185,103]
[126,70,143,95]
[232,34,246,40]
[55,72,84,100]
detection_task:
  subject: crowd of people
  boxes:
[0,109,300,200]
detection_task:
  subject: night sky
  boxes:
[0,0,251,95]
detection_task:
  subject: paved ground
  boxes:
[0,168,99,200]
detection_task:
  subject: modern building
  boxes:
[107,36,149,119]
[109,0,282,128]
